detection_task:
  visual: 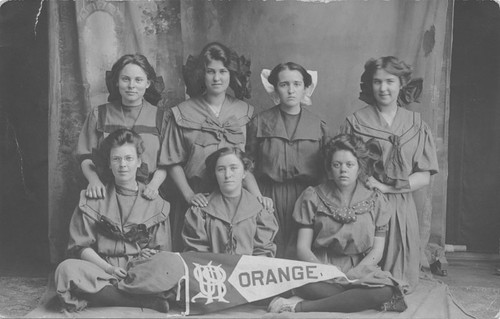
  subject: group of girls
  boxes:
[55,42,438,314]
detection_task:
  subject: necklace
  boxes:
[120,101,144,128]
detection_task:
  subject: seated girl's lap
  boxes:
[56,259,114,282]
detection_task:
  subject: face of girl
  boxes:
[118,63,151,106]
[372,68,401,108]
[204,59,230,96]
[276,69,306,110]
[330,150,360,188]
[109,143,142,186]
[215,153,246,197]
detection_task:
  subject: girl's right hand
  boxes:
[188,193,209,207]
[86,179,106,199]
[365,176,389,193]
[106,266,127,279]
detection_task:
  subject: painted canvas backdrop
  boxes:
[48,0,452,263]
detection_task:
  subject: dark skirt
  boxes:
[259,178,311,258]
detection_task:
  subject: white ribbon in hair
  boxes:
[260,68,318,106]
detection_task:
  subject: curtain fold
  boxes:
[48,0,183,263]
[49,0,452,263]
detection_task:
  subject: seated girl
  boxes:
[268,134,407,313]
[182,147,278,257]
[55,129,172,312]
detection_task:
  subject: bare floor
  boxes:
[0,252,498,318]
[438,252,500,319]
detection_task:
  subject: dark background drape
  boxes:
[0,0,49,268]
[447,1,500,252]
[46,0,453,264]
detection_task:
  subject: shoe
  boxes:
[151,298,170,313]
[142,296,170,313]
[380,289,407,312]
[267,296,302,313]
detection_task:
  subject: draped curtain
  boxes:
[48,0,453,263]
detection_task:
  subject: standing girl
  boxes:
[77,54,166,200]
[160,42,270,251]
[246,62,329,257]
[341,56,439,292]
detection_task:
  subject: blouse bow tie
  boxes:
[388,134,401,147]
[201,117,244,144]
[384,134,410,189]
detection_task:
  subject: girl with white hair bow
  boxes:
[246,62,330,258]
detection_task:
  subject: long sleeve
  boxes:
[158,108,188,167]
[320,120,332,146]
[414,122,439,175]
[338,118,353,135]
[373,191,392,236]
[245,117,259,166]
[147,218,172,252]
[67,202,98,258]
[182,207,211,252]
[252,209,278,257]
[76,108,99,164]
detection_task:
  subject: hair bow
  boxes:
[397,78,423,106]
[260,69,318,106]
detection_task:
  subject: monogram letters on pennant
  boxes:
[191,261,229,305]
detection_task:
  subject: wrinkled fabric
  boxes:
[246,105,330,257]
[182,189,278,257]
[342,105,438,189]
[159,95,253,181]
[246,106,329,184]
[55,183,171,310]
[160,94,254,251]
[293,182,392,275]
[76,100,164,176]
[341,105,439,292]
[55,259,117,312]
[118,251,185,295]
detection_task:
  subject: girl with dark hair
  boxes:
[77,54,167,201]
[268,134,407,313]
[246,61,330,258]
[56,129,172,313]
[182,147,278,256]
[160,42,270,251]
[341,56,439,292]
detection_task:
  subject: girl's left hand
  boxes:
[142,186,159,200]
[140,248,159,259]
[257,196,274,212]
[106,266,128,279]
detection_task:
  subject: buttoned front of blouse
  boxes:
[182,189,278,257]
[246,106,329,184]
